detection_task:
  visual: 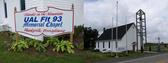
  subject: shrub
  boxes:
[10,36,74,54]
[26,39,46,52]
[45,37,59,47]
[11,39,29,52]
[46,37,75,54]
[53,40,74,54]
[34,42,46,52]
[93,49,100,52]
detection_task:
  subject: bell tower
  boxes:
[136,9,147,53]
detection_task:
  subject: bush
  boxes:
[26,39,46,52]
[34,42,46,52]
[45,37,59,47]
[47,37,75,54]
[92,49,100,52]
[10,36,75,54]
[11,39,29,52]
[118,52,128,57]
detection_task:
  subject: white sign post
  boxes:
[14,5,74,41]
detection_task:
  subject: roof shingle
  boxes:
[98,23,135,40]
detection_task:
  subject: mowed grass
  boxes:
[0,37,134,63]
[0,32,112,63]
[0,51,84,63]
[144,43,168,52]
[0,32,84,63]
[0,45,85,63]
[1,53,84,63]
[0,32,159,63]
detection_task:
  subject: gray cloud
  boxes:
[83,0,168,43]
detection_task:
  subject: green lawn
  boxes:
[0,32,160,63]
[0,40,147,63]
[144,43,168,52]
[0,42,84,63]
[0,52,83,63]
[0,32,84,63]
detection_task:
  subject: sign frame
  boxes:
[14,4,74,37]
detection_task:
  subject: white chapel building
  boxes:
[95,23,141,52]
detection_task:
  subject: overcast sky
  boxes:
[84,0,168,43]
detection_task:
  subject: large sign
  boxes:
[14,7,74,37]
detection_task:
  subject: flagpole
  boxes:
[111,17,113,53]
[125,16,128,54]
[115,0,119,58]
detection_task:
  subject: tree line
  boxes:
[74,25,98,50]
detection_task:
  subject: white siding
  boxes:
[5,0,20,31]
[96,24,139,52]
[119,24,137,51]
[96,40,117,52]
[0,0,5,24]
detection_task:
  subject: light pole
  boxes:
[157,37,161,52]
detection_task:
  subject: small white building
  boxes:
[95,23,140,52]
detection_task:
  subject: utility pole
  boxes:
[157,37,161,52]
[115,1,119,58]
